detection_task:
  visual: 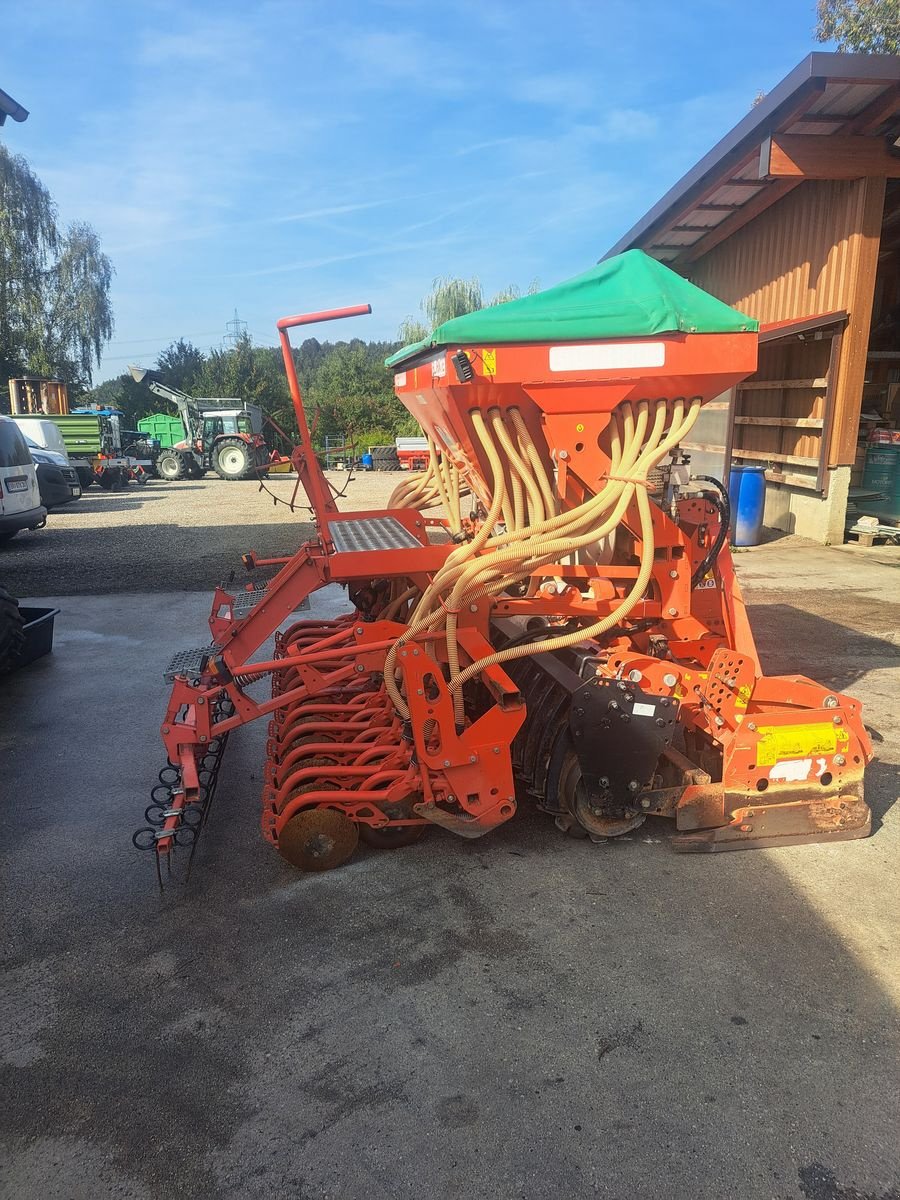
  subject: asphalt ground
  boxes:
[1,501,898,1199]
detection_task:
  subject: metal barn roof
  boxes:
[604,53,900,268]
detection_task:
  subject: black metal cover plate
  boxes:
[569,678,679,806]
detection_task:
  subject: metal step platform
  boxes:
[231,582,269,618]
[330,516,421,555]
[164,645,220,682]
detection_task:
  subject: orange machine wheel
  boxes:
[277,806,359,871]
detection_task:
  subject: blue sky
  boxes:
[3,0,829,380]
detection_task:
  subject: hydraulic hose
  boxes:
[690,474,731,588]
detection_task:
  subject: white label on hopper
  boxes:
[394,371,406,386]
[632,702,656,718]
[548,342,666,372]
[431,356,446,378]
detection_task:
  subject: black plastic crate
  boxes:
[15,606,60,670]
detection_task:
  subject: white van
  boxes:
[11,417,69,459]
[0,416,46,543]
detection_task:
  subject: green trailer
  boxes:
[10,413,132,490]
[138,412,186,449]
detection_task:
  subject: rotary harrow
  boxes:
[134,251,872,880]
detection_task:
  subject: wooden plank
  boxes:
[764,470,822,491]
[759,310,847,342]
[737,378,827,390]
[732,448,820,467]
[829,175,886,466]
[734,416,824,428]
[845,87,900,135]
[681,441,727,455]
[817,327,842,494]
[762,134,900,180]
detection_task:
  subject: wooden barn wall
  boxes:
[689,176,885,465]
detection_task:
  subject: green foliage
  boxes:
[0,145,113,394]
[397,316,429,345]
[77,374,152,427]
[815,0,900,52]
[155,339,205,393]
[84,332,410,450]
[305,339,409,448]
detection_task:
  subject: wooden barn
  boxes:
[606,52,900,543]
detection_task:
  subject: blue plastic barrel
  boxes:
[729,464,767,547]
[361,451,374,471]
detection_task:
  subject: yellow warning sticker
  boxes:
[756,723,847,767]
[735,683,751,709]
[482,349,497,376]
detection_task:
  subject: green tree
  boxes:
[156,338,205,393]
[79,373,153,428]
[0,146,113,394]
[307,341,411,446]
[815,0,900,52]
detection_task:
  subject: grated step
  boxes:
[164,644,220,682]
[330,516,421,554]
[231,582,269,617]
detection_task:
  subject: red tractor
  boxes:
[128,367,270,481]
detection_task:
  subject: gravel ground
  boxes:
[0,471,402,596]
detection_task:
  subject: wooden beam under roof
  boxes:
[761,133,900,179]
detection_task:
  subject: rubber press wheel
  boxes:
[548,733,646,840]
[277,807,359,872]
[213,439,253,480]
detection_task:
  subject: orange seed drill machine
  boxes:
[134,251,872,879]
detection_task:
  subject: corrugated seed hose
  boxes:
[383,397,700,721]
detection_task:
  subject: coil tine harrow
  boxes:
[132,694,234,890]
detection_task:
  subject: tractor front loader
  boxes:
[134,253,872,881]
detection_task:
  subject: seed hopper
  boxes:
[134,251,872,878]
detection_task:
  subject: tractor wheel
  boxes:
[157,450,187,481]
[213,438,253,481]
[0,586,24,673]
[277,806,359,871]
[75,467,93,490]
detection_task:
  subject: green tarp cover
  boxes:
[386,249,757,368]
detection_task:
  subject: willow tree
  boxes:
[397,275,540,344]
[0,145,113,391]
